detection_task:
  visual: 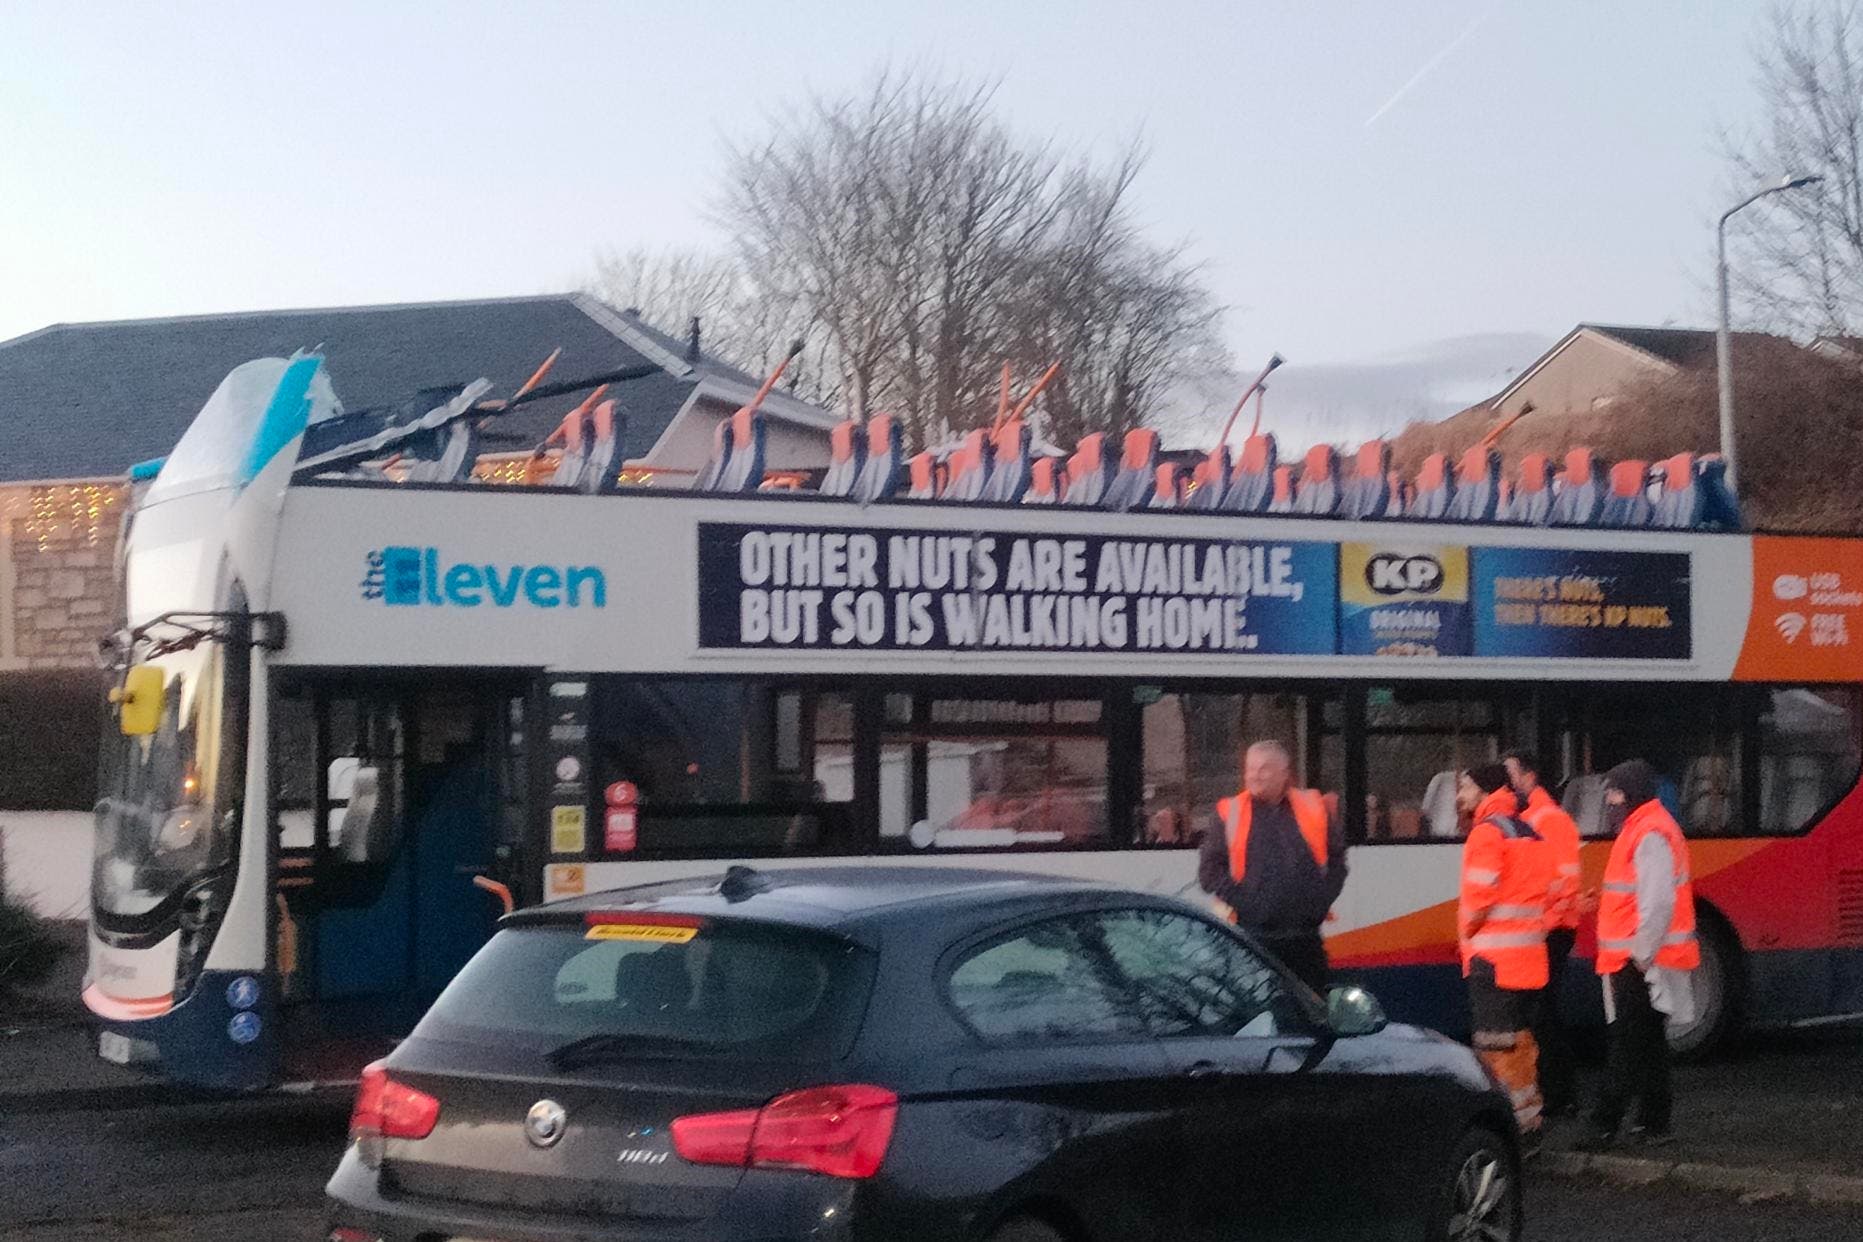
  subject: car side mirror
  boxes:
[1327,985,1388,1037]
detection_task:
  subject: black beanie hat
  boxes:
[1604,759,1659,808]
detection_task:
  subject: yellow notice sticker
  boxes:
[550,806,586,854]
[584,922,700,943]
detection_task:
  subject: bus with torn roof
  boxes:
[86,350,1863,1091]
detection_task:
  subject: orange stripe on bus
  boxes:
[1326,837,1776,961]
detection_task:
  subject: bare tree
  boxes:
[584,245,833,399]
[1724,2,1863,336]
[715,69,1225,448]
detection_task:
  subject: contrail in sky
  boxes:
[1364,9,1491,128]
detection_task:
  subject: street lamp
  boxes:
[1717,174,1822,495]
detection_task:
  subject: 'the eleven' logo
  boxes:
[361,547,607,609]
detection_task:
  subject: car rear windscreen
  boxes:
[412,918,874,1061]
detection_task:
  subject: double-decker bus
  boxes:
[87,355,1863,1090]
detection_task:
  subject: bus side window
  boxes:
[274,691,318,851]
[1362,688,1504,841]
[1759,687,1862,835]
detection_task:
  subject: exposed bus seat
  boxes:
[694,419,730,492]
[711,409,767,493]
[572,401,622,493]
[1222,433,1278,513]
[1340,440,1392,519]
[1650,452,1703,529]
[1600,459,1652,527]
[1148,462,1181,509]
[402,417,482,484]
[1023,456,1059,504]
[1293,444,1340,515]
[905,452,938,500]
[1506,453,1553,525]
[1406,452,1454,519]
[1063,433,1111,506]
[818,420,866,497]
[1102,429,1160,511]
[550,409,591,488]
[1446,446,1501,522]
[1696,454,1743,529]
[981,420,1032,503]
[943,430,994,502]
[1185,447,1230,511]
[1549,449,1603,526]
[853,414,902,502]
[1268,464,1296,514]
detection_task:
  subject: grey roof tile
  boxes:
[0,294,831,482]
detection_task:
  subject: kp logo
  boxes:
[1365,553,1444,596]
[361,547,607,609]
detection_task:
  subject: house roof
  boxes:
[0,293,834,484]
[1484,322,1783,412]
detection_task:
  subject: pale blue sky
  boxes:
[0,2,1783,438]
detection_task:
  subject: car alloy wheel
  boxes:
[1446,1145,1515,1242]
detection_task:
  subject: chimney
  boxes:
[687,316,702,362]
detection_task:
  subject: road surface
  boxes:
[3,1094,1861,1241]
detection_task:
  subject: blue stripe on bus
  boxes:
[237,355,322,487]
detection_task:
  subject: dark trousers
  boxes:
[1592,966,1673,1134]
[1259,930,1330,995]
[1534,928,1578,1111]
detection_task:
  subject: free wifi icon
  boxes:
[1776,612,1808,643]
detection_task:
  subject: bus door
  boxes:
[274,680,527,1077]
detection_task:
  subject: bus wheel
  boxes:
[1666,911,1742,1061]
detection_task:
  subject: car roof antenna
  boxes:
[720,865,772,903]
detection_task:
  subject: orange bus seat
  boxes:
[1405,452,1454,519]
[1293,444,1340,516]
[1223,433,1277,513]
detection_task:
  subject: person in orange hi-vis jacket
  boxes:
[1197,739,1346,994]
[1506,749,1583,1118]
[1576,759,1699,1153]
[1457,763,1555,1144]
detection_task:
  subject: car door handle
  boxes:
[1185,1060,1225,1079]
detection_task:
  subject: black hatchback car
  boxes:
[326,866,1522,1242]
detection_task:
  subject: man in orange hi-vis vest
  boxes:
[1506,749,1583,1118]
[1457,763,1554,1143]
[1578,760,1699,1152]
[1197,739,1346,993]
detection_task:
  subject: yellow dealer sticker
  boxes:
[584,922,700,944]
[551,806,586,854]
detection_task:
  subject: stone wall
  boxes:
[2,483,125,668]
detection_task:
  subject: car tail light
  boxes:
[671,1084,897,1179]
[327,1229,379,1242]
[349,1060,441,1143]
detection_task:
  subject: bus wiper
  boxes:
[546,1032,708,1069]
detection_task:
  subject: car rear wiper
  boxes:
[546,1032,709,1069]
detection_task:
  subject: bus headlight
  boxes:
[158,805,206,853]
